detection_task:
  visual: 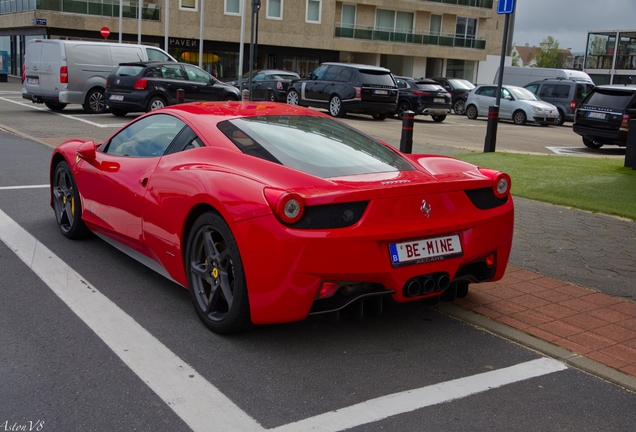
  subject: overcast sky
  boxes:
[512,0,636,53]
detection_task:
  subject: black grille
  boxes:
[290,201,369,229]
[465,188,507,210]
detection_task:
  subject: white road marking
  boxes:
[0,206,569,432]
[0,184,49,190]
[0,96,127,128]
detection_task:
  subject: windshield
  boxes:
[509,87,539,101]
[583,90,634,110]
[218,116,414,178]
[447,79,475,90]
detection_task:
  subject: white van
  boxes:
[493,67,594,87]
[22,40,176,114]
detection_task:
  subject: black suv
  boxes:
[525,78,594,126]
[105,61,240,116]
[285,63,398,120]
[393,76,451,121]
[430,77,475,115]
[573,84,636,148]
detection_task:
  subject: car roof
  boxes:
[594,84,636,92]
[257,69,299,75]
[321,62,391,72]
[394,76,438,83]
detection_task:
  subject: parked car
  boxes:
[49,102,513,334]
[104,61,240,116]
[573,84,636,148]
[22,39,176,114]
[524,78,595,126]
[392,76,451,122]
[430,77,475,115]
[286,62,398,119]
[465,85,559,126]
[226,69,300,101]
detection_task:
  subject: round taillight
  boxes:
[493,173,511,199]
[275,193,305,225]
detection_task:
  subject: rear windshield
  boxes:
[115,65,144,77]
[583,90,634,110]
[447,79,474,90]
[416,83,446,91]
[218,116,413,178]
[360,70,395,86]
[271,73,299,80]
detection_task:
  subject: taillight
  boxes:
[569,100,576,110]
[21,64,25,82]
[354,86,361,99]
[264,188,305,225]
[412,90,431,96]
[317,281,339,299]
[276,81,283,90]
[621,113,631,131]
[133,78,147,90]
[479,168,511,199]
[60,66,68,83]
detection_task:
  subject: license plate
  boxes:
[26,78,38,85]
[588,111,606,120]
[374,89,388,95]
[389,234,462,266]
[109,95,124,101]
[433,98,445,103]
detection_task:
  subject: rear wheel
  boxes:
[52,161,90,239]
[466,104,478,120]
[396,101,412,120]
[556,108,565,126]
[83,88,106,114]
[286,89,299,105]
[45,101,67,111]
[186,212,251,335]
[583,136,603,149]
[453,98,466,115]
[372,113,387,120]
[223,94,239,101]
[432,115,446,122]
[109,107,128,117]
[146,96,166,112]
[512,110,527,125]
[329,95,345,118]
[268,90,277,102]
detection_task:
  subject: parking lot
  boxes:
[1,80,635,431]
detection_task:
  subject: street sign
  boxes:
[497,0,515,14]
[100,27,111,38]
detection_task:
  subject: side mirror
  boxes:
[76,140,97,162]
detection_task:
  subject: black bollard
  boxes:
[177,89,185,104]
[625,118,636,170]
[483,105,499,153]
[400,110,414,154]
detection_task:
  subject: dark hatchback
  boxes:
[573,84,636,148]
[286,62,398,120]
[227,69,300,101]
[430,77,475,115]
[393,76,452,121]
[105,61,240,116]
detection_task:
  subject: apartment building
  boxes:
[584,29,636,84]
[0,0,504,81]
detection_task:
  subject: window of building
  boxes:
[375,9,414,33]
[585,32,617,69]
[446,59,475,81]
[180,0,198,12]
[342,4,356,28]
[430,14,442,36]
[306,0,321,23]
[267,0,282,19]
[616,32,636,70]
[455,17,477,48]
[225,0,240,15]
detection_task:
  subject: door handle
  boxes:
[139,178,148,187]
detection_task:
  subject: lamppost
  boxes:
[248,0,260,101]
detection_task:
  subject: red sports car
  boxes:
[50,102,513,334]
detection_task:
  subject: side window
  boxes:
[184,65,211,83]
[540,84,556,97]
[311,65,328,80]
[395,79,408,89]
[332,66,354,82]
[165,126,205,155]
[147,48,171,62]
[111,46,144,65]
[103,114,186,158]
[161,64,186,80]
[501,88,512,99]
[253,73,266,81]
[525,84,539,94]
[577,84,594,101]
[553,84,570,98]
[476,87,495,97]
[321,66,341,81]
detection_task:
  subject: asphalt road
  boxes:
[1,83,635,431]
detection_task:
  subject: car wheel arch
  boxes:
[182,203,224,268]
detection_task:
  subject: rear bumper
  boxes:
[343,99,398,115]
[573,123,626,145]
[105,90,151,113]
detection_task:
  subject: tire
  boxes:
[396,101,411,120]
[223,94,239,101]
[186,211,251,335]
[512,110,527,125]
[329,95,345,118]
[456,281,469,298]
[286,89,299,105]
[372,113,387,120]
[540,123,550,127]
[109,107,128,117]
[146,96,166,112]
[556,108,565,126]
[268,90,277,102]
[432,115,446,122]
[453,98,466,115]
[583,136,603,149]
[45,101,67,112]
[52,161,90,240]
[83,88,106,114]
[465,104,478,120]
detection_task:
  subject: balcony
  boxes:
[425,0,494,9]
[0,0,161,21]
[335,25,486,50]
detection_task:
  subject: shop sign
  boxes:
[169,38,199,48]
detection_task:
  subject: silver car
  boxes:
[465,85,559,126]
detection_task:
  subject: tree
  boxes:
[511,47,521,67]
[532,36,566,68]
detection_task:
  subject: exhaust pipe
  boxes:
[435,273,450,291]
[404,279,421,297]
[418,276,436,294]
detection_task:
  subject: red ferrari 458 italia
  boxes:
[50,102,513,334]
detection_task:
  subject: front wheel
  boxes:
[268,90,277,102]
[583,136,603,149]
[83,88,106,114]
[432,115,446,122]
[286,89,299,105]
[109,107,128,117]
[465,104,478,120]
[512,110,527,125]
[329,95,345,118]
[52,161,90,239]
[556,109,565,126]
[186,212,251,335]
[372,113,387,120]
[453,99,466,115]
[45,101,67,112]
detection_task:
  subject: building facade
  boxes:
[584,29,636,85]
[1,0,504,82]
